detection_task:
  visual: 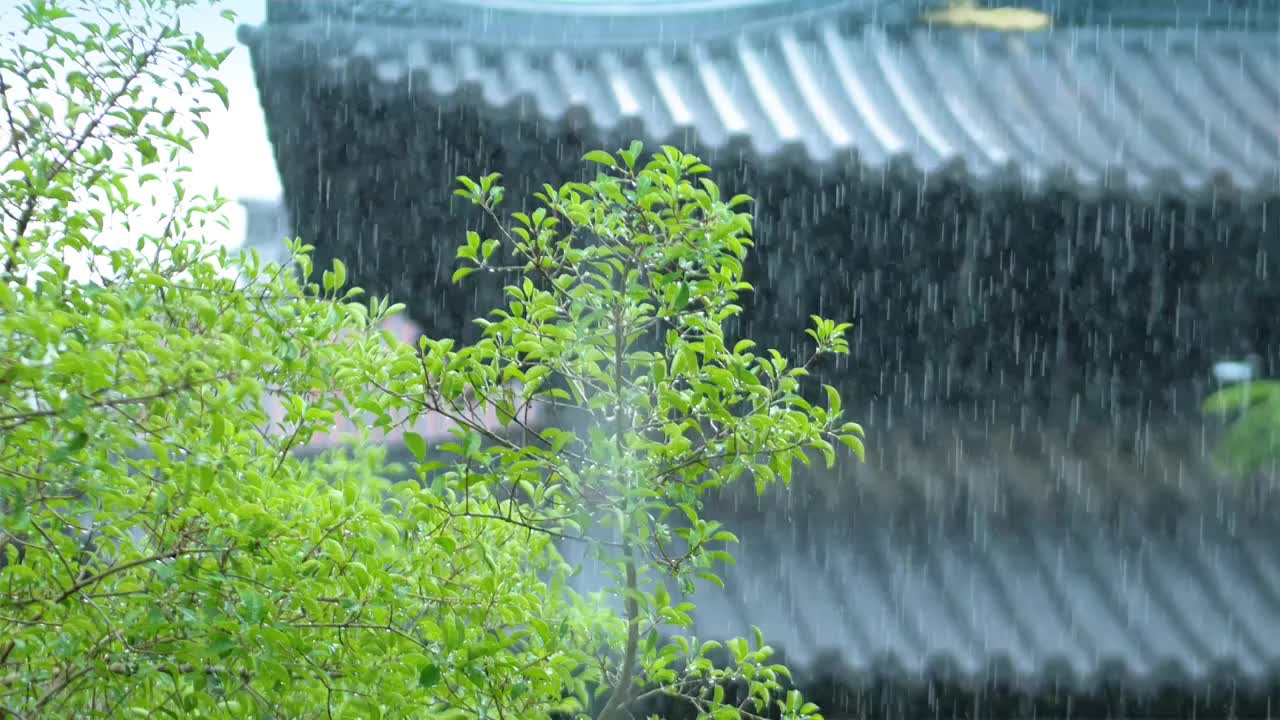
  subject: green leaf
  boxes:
[841,421,866,437]
[131,137,158,163]
[0,28,867,707]
[463,431,481,458]
[674,282,690,310]
[64,431,89,453]
[239,590,266,625]
[418,663,442,689]
[209,77,230,108]
[403,431,427,461]
[582,150,616,168]
[838,434,866,461]
[1204,381,1280,414]
[619,140,644,170]
[824,384,841,415]
[205,635,238,659]
[332,258,347,288]
[672,346,698,376]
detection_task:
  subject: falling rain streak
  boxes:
[239,0,1280,717]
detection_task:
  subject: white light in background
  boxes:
[1213,359,1257,384]
[180,0,280,250]
[0,0,280,259]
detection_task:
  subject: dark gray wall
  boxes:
[254,71,1279,432]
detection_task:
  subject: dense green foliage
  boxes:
[0,1,865,718]
[1203,381,1280,479]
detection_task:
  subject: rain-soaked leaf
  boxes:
[404,431,427,461]
[823,384,841,415]
[434,535,457,554]
[582,150,616,168]
[674,282,690,310]
[4,21,858,709]
[332,258,347,289]
[135,138,158,163]
[238,590,266,625]
[838,434,866,461]
[1204,381,1280,414]
[417,663,441,689]
[64,431,89,453]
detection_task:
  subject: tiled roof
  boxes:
[557,412,1280,692]
[237,197,1280,515]
[258,0,918,46]
[227,208,1280,511]
[259,0,1280,37]
[787,415,1279,518]
[239,3,1280,691]
[567,499,1280,694]
[239,9,1280,198]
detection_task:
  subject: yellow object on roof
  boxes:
[923,0,1052,31]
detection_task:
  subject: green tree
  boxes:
[1204,380,1280,479]
[432,144,865,719]
[0,1,864,718]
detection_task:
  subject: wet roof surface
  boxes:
[786,418,1278,518]
[567,500,1280,694]
[241,3,1280,198]
[241,195,1280,518]
[555,406,1280,691]
[261,0,1280,37]
[238,1,1280,691]
[239,1,1280,694]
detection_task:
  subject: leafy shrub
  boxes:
[0,2,863,718]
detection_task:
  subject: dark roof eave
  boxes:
[257,0,1280,36]
[256,0,912,49]
[239,21,1280,203]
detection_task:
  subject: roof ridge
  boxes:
[239,18,1280,200]
[258,0,1280,35]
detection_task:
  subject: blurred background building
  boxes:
[237,1,1280,717]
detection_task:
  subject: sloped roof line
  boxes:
[240,20,1280,199]
[261,0,911,48]
[565,508,1280,692]
[261,0,1280,38]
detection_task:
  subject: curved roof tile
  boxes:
[565,506,1280,692]
[240,17,1280,199]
